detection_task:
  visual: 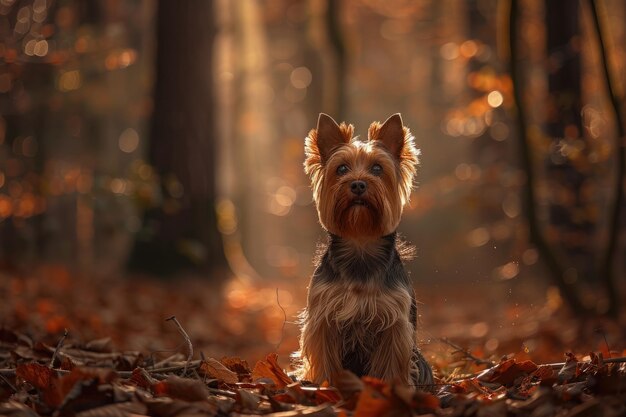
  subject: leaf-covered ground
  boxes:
[1,266,625,416]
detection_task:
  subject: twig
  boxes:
[275,288,288,351]
[440,338,496,367]
[594,326,612,358]
[165,316,193,375]
[153,353,185,369]
[544,356,626,369]
[0,373,17,392]
[207,386,237,398]
[115,360,205,378]
[588,0,625,319]
[49,329,68,369]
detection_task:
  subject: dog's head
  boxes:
[304,113,419,239]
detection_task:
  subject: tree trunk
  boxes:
[545,0,596,286]
[128,0,227,278]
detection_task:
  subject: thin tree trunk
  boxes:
[545,0,596,286]
[588,0,624,318]
[325,0,347,120]
[508,0,587,316]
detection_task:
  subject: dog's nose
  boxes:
[350,180,367,195]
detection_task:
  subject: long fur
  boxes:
[298,114,431,386]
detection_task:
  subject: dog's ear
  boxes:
[369,113,405,159]
[314,113,349,164]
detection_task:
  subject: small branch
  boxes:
[153,353,185,369]
[49,329,68,369]
[117,360,206,378]
[544,355,626,369]
[0,368,69,376]
[165,316,193,374]
[594,326,612,357]
[440,338,496,367]
[275,288,287,351]
[0,373,17,392]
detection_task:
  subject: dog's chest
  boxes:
[311,281,412,329]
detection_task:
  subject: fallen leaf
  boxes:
[354,377,392,417]
[478,358,537,386]
[251,353,292,388]
[199,358,238,384]
[128,367,158,390]
[260,404,335,417]
[558,353,578,383]
[140,396,219,417]
[220,357,251,377]
[84,338,113,353]
[153,375,210,402]
[15,363,63,407]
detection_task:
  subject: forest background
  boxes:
[0,0,625,370]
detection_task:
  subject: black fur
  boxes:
[312,232,433,385]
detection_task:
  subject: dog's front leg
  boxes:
[299,308,343,384]
[368,319,415,384]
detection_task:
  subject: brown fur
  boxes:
[304,114,419,239]
[297,114,427,385]
[299,280,416,383]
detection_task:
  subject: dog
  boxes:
[297,113,432,386]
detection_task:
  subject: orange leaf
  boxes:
[16,364,116,408]
[16,363,56,391]
[16,363,63,407]
[478,358,537,386]
[251,353,292,388]
[314,387,341,405]
[153,375,210,402]
[354,377,392,417]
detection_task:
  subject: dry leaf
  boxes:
[353,377,392,417]
[153,376,210,402]
[478,358,538,386]
[220,357,251,376]
[16,363,63,407]
[251,353,292,388]
[199,358,238,384]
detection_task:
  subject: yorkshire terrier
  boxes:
[297,113,433,386]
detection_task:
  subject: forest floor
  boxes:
[0,265,625,416]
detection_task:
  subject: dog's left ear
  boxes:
[369,113,405,159]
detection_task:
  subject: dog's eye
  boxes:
[371,164,382,176]
[336,164,349,176]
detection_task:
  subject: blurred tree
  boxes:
[128,0,228,278]
[509,0,587,316]
[588,0,624,318]
[544,0,596,286]
[0,1,58,270]
[510,0,623,317]
[319,0,347,120]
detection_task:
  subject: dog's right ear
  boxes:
[311,113,350,164]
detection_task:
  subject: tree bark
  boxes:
[128,0,227,278]
[509,0,587,316]
[545,0,596,285]
[588,0,624,318]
